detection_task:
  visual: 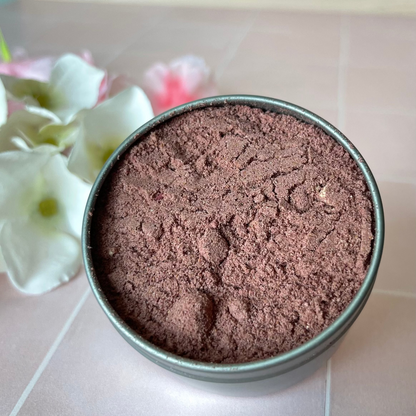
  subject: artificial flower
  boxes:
[143,55,217,115]
[0,109,78,152]
[1,53,105,124]
[0,146,91,294]
[68,86,154,183]
[0,78,6,127]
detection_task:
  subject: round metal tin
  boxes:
[82,95,384,395]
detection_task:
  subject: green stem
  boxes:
[0,27,12,63]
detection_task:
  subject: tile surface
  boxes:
[331,293,416,415]
[0,2,415,414]
[18,295,326,416]
[375,182,416,294]
[345,111,416,178]
[0,272,88,415]
[345,67,416,113]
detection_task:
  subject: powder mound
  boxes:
[91,105,374,364]
[167,291,214,338]
[198,228,229,265]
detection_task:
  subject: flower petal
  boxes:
[0,56,54,82]
[0,74,49,103]
[68,86,154,182]
[0,248,6,273]
[42,153,91,239]
[48,54,105,124]
[0,223,5,272]
[24,105,62,124]
[0,219,81,295]
[143,55,217,115]
[0,150,50,220]
[0,78,6,127]
[0,109,54,152]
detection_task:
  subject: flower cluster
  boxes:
[0,45,216,295]
[0,53,154,294]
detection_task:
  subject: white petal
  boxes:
[0,79,6,127]
[41,153,91,239]
[0,222,5,272]
[0,219,81,295]
[0,248,6,273]
[49,54,105,124]
[38,120,79,149]
[0,74,50,106]
[0,150,50,220]
[84,86,154,142]
[10,137,32,151]
[66,125,92,183]
[24,105,62,124]
[0,110,54,152]
[11,138,61,155]
[68,86,154,183]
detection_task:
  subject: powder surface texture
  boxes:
[91,105,374,364]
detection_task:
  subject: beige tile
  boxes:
[374,182,416,294]
[230,29,340,68]
[19,295,326,416]
[0,272,89,415]
[344,111,416,178]
[19,0,95,21]
[219,63,338,114]
[128,23,242,57]
[28,20,147,55]
[24,4,168,55]
[19,1,167,25]
[345,67,416,113]
[165,6,254,28]
[331,293,416,415]
[0,12,57,49]
[349,35,416,70]
[311,107,339,128]
[349,15,416,41]
[253,10,341,40]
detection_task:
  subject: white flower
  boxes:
[0,78,6,127]
[0,54,105,124]
[68,86,154,183]
[0,110,78,152]
[0,147,91,294]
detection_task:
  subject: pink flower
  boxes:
[0,48,55,82]
[143,55,217,115]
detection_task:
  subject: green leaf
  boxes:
[0,28,12,63]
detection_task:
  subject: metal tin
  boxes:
[82,95,385,396]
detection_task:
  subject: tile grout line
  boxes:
[325,16,350,416]
[337,15,350,131]
[9,287,91,416]
[373,289,416,299]
[215,12,258,81]
[324,358,332,416]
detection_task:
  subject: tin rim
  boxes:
[82,95,385,376]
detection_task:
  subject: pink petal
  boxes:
[79,50,95,66]
[0,57,55,82]
[143,55,217,115]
